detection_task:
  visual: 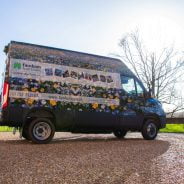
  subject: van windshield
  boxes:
[136,81,144,97]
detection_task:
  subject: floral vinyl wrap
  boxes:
[7,41,162,116]
[9,77,146,114]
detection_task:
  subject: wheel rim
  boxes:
[147,123,157,138]
[33,122,51,140]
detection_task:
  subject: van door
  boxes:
[119,76,144,129]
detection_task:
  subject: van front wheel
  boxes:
[141,120,158,140]
[28,118,55,144]
[113,130,127,139]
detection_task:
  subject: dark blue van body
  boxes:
[0,41,166,143]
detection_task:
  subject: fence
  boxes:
[166,118,184,124]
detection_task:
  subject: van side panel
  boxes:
[76,111,119,130]
[0,41,166,132]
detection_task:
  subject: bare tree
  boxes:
[118,30,184,116]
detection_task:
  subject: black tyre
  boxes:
[22,128,30,140]
[113,130,127,139]
[141,119,158,140]
[28,118,55,144]
[22,122,30,140]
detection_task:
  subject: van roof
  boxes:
[10,41,122,62]
[7,41,134,76]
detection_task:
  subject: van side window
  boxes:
[136,81,144,96]
[121,76,136,95]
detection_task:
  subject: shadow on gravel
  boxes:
[0,135,170,183]
[52,137,154,144]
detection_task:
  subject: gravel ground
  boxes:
[0,132,183,184]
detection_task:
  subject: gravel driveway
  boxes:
[0,132,183,184]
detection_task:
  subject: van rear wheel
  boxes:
[141,119,158,140]
[22,123,30,140]
[22,128,30,140]
[28,118,55,144]
[113,130,127,139]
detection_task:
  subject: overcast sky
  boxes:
[1,0,184,87]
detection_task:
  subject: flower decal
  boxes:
[92,103,98,109]
[26,98,34,105]
[40,88,45,93]
[110,104,116,110]
[53,83,59,89]
[41,100,47,105]
[31,87,37,92]
[23,88,28,91]
[50,100,57,106]
[127,98,132,103]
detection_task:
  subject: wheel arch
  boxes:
[23,107,56,127]
[142,115,161,129]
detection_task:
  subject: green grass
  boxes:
[0,126,13,132]
[160,124,184,133]
[0,124,184,133]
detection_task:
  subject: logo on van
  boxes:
[13,62,21,69]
